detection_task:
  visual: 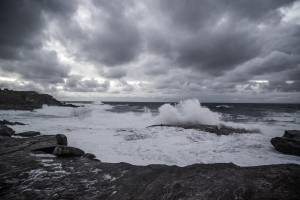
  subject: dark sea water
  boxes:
[102,101,300,124]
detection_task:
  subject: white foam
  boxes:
[155,99,221,125]
[1,100,300,167]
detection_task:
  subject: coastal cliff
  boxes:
[0,89,77,110]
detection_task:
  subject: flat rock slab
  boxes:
[53,145,85,157]
[148,124,259,135]
[0,120,25,126]
[0,136,300,200]
[16,131,41,137]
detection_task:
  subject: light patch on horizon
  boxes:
[286,80,295,84]
[249,80,269,84]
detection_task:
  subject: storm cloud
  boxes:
[0,0,299,102]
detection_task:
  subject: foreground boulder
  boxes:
[17,131,40,137]
[0,135,299,200]
[56,134,68,145]
[271,130,300,156]
[53,145,85,157]
[0,125,15,137]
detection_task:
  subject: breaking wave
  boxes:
[155,99,221,125]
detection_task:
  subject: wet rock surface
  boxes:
[283,130,300,140]
[56,134,68,145]
[16,131,41,137]
[0,89,78,110]
[271,130,300,156]
[0,125,15,137]
[0,120,25,126]
[148,124,259,135]
[0,133,300,199]
[53,145,85,157]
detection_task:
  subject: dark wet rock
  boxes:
[0,135,57,156]
[148,124,259,135]
[32,146,56,154]
[271,131,300,157]
[53,145,85,157]
[0,125,15,137]
[56,134,68,145]
[0,120,25,126]
[283,130,300,141]
[16,131,40,137]
[62,103,80,108]
[83,153,96,159]
[0,89,77,110]
[0,134,300,199]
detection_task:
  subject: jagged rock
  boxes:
[53,145,85,157]
[283,130,300,140]
[0,89,78,110]
[271,130,300,156]
[83,153,96,159]
[56,134,68,145]
[16,131,40,137]
[0,135,300,200]
[0,125,15,137]
[148,124,259,135]
[0,120,25,126]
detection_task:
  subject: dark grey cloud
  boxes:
[57,0,142,67]
[146,0,298,76]
[65,75,110,92]
[101,68,127,79]
[0,0,299,101]
[0,0,77,84]
[0,50,69,83]
[0,0,43,60]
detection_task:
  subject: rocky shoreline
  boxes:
[1,125,300,199]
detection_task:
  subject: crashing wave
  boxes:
[155,99,221,125]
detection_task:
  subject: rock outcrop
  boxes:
[0,120,25,126]
[56,134,68,145]
[0,125,15,137]
[0,129,299,199]
[284,130,300,140]
[271,130,300,156]
[148,124,259,135]
[0,89,78,110]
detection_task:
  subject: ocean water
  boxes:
[1,99,300,166]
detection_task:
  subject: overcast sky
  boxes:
[0,0,300,102]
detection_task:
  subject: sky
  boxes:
[0,0,300,102]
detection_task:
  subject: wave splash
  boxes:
[155,99,221,125]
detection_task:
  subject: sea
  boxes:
[1,99,300,166]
